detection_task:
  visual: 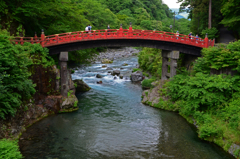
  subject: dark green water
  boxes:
[19,56,234,159]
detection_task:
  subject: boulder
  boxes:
[102,65,107,68]
[120,75,123,79]
[130,71,143,82]
[96,74,102,78]
[108,71,112,74]
[61,95,78,110]
[73,79,91,92]
[112,70,120,76]
[106,67,113,70]
[122,63,128,66]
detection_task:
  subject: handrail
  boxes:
[13,28,214,48]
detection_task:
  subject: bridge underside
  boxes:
[47,39,202,56]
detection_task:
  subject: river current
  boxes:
[19,54,234,159]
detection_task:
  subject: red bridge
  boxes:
[14,26,214,56]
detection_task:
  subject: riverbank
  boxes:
[141,79,240,158]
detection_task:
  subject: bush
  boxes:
[0,30,54,119]
[141,77,156,89]
[138,48,162,78]
[132,68,141,72]
[201,27,219,39]
[0,139,22,159]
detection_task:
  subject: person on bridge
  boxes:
[188,32,192,39]
[107,24,110,35]
[85,25,89,33]
[88,25,92,33]
[176,31,179,39]
[196,34,199,40]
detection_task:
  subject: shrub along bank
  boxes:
[0,30,55,158]
[139,41,240,157]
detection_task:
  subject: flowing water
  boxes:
[19,55,234,159]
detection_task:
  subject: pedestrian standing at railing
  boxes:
[176,31,179,39]
[88,25,92,33]
[107,24,110,35]
[188,32,192,39]
[85,25,89,33]
[196,34,199,40]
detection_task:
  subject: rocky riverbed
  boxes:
[92,47,140,63]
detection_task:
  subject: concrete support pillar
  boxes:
[59,52,69,97]
[161,50,170,81]
[161,50,179,80]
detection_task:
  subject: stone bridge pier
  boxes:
[161,50,179,80]
[59,52,69,97]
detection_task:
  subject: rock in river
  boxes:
[73,79,91,92]
[96,74,102,78]
[130,71,143,82]
[112,70,120,76]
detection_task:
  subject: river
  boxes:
[19,52,234,159]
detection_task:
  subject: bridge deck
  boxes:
[13,28,214,49]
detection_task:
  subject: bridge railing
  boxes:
[13,27,215,49]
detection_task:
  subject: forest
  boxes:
[178,0,240,40]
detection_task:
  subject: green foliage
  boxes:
[0,31,35,119]
[194,40,240,72]
[74,101,78,107]
[142,77,156,89]
[138,48,162,78]
[220,0,240,39]
[0,30,54,119]
[201,27,219,39]
[0,139,23,159]
[132,68,141,72]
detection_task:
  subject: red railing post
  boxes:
[204,33,208,48]
[118,24,123,37]
[41,29,45,47]
[128,22,133,37]
[20,37,23,45]
[31,37,34,44]
[55,34,59,44]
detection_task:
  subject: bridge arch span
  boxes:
[47,38,202,56]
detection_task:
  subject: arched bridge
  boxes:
[14,26,214,56]
[14,26,215,97]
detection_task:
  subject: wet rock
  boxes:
[120,67,124,70]
[130,71,143,82]
[96,74,102,78]
[113,76,117,80]
[73,79,91,92]
[112,70,120,76]
[122,63,128,66]
[106,67,113,70]
[108,71,112,74]
[102,65,107,68]
[97,81,102,84]
[61,95,78,109]
[120,75,123,79]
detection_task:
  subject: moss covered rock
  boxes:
[73,79,91,92]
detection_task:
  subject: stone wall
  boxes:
[0,65,77,139]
